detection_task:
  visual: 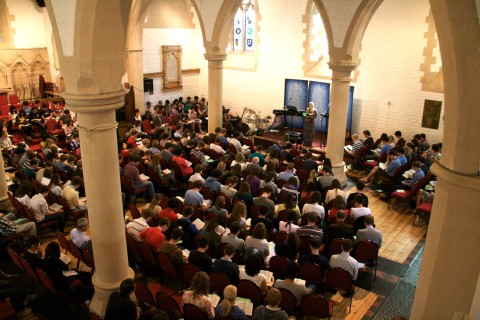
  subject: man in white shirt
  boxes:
[329,239,359,280]
[228,131,242,153]
[350,196,372,222]
[127,209,153,241]
[30,185,65,232]
[70,217,92,251]
[188,164,205,184]
[209,136,224,155]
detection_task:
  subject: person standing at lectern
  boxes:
[303,102,318,147]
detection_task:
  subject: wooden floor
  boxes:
[25,168,427,320]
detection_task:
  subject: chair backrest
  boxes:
[237,279,263,307]
[7,247,24,272]
[128,203,141,220]
[250,204,261,219]
[158,252,178,278]
[276,210,288,223]
[326,267,354,293]
[0,95,7,105]
[143,119,153,132]
[328,238,344,258]
[0,104,10,116]
[9,94,20,105]
[46,118,58,131]
[353,216,368,234]
[227,143,237,155]
[156,291,182,315]
[278,287,297,315]
[68,239,86,263]
[182,263,200,288]
[125,231,139,255]
[298,262,324,286]
[55,231,71,254]
[183,303,208,320]
[273,231,287,244]
[20,257,38,280]
[35,267,58,294]
[301,294,331,318]
[134,281,156,308]
[354,240,379,262]
[82,249,95,270]
[120,175,136,194]
[269,255,289,280]
[298,235,312,256]
[201,187,215,201]
[137,241,158,267]
[209,272,230,295]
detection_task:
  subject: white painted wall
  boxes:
[7,0,47,48]
[354,0,444,143]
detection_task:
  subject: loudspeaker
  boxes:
[143,79,154,93]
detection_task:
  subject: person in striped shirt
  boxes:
[127,208,153,241]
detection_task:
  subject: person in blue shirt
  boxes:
[173,206,202,250]
[364,150,401,186]
[204,169,222,196]
[397,147,408,165]
[382,161,426,199]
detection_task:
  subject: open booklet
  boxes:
[49,203,63,212]
[208,293,221,307]
[379,162,387,170]
[236,297,253,316]
[162,169,171,175]
[344,145,353,152]
[192,218,205,230]
[139,173,150,181]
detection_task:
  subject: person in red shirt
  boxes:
[139,218,170,252]
[127,129,138,148]
[159,197,179,224]
[172,146,193,177]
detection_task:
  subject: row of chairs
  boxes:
[55,232,95,272]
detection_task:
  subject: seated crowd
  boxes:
[0,95,439,319]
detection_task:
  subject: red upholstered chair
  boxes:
[46,118,64,135]
[326,267,355,314]
[389,182,421,213]
[137,241,159,269]
[158,252,180,279]
[8,94,22,107]
[328,238,344,258]
[237,279,264,308]
[0,104,10,120]
[120,175,148,203]
[269,255,289,280]
[0,300,17,320]
[298,235,312,256]
[182,263,200,291]
[209,272,230,296]
[128,203,141,220]
[142,119,154,135]
[299,262,324,287]
[227,143,237,155]
[134,281,156,309]
[55,231,72,255]
[156,291,183,315]
[414,201,432,225]
[278,288,298,316]
[354,240,379,281]
[301,294,332,319]
[183,303,208,320]
[0,95,7,106]
[273,231,287,244]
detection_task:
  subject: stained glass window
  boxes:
[232,0,256,52]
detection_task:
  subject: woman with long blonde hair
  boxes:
[216,285,247,320]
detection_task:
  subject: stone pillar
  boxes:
[126,48,145,111]
[411,162,480,319]
[0,150,13,212]
[63,91,134,317]
[325,63,355,187]
[205,54,227,133]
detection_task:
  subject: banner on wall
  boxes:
[284,79,354,135]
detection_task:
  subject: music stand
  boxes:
[285,105,299,130]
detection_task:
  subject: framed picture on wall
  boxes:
[421,99,442,129]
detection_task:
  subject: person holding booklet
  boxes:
[123,156,155,201]
[251,288,288,320]
[274,261,315,306]
[30,184,65,232]
[216,285,248,320]
[360,149,401,186]
[62,176,88,212]
[182,272,215,319]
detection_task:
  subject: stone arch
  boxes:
[0,66,8,88]
[31,61,48,98]
[10,61,29,93]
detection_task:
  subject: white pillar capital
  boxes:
[205,53,228,62]
[63,89,125,114]
[431,161,480,190]
[328,62,357,73]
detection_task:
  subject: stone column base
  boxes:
[89,267,135,317]
[332,162,347,188]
